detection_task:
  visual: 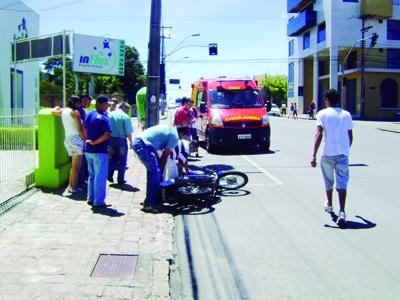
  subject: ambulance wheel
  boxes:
[206,133,216,153]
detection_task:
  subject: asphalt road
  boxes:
[171,117,400,300]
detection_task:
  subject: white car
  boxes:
[269,103,281,116]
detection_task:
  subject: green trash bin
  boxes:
[136,87,147,128]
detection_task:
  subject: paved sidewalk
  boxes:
[0,149,174,299]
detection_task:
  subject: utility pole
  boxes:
[145,0,161,128]
[360,18,372,119]
[160,26,172,116]
[360,17,366,120]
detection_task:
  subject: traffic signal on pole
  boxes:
[370,33,379,48]
[209,43,218,55]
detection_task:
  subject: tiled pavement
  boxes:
[0,151,174,299]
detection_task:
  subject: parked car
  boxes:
[269,103,281,116]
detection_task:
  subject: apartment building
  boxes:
[287,0,400,119]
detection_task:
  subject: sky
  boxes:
[19,0,289,103]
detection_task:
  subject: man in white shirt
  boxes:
[311,89,353,227]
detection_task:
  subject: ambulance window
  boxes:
[197,91,203,107]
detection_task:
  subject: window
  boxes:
[303,32,310,50]
[381,79,398,108]
[346,52,357,69]
[289,40,294,56]
[288,63,294,98]
[387,19,400,40]
[343,0,358,2]
[394,0,400,5]
[387,48,400,69]
[317,23,326,43]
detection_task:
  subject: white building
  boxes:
[0,1,39,112]
[287,0,400,119]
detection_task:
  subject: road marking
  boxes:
[241,155,283,185]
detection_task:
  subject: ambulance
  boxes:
[191,77,271,153]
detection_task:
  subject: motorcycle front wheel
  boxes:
[217,171,248,190]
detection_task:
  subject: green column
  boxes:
[34,108,71,188]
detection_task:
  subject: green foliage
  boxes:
[117,46,146,103]
[260,74,288,104]
[0,127,38,150]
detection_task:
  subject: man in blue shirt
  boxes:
[133,124,185,213]
[108,102,133,184]
[84,95,112,207]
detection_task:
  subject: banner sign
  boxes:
[11,33,71,63]
[72,34,125,76]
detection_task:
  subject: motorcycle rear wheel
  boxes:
[176,185,214,198]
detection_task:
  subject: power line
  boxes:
[0,0,83,12]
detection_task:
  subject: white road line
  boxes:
[241,155,283,185]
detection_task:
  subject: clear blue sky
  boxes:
[21,0,288,102]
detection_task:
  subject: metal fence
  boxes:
[0,108,37,207]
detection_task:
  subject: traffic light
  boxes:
[209,43,218,55]
[370,33,379,48]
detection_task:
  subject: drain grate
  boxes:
[91,254,139,278]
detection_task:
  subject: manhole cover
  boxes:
[91,254,138,278]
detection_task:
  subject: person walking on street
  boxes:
[133,125,185,213]
[84,95,112,207]
[293,102,298,119]
[310,89,353,227]
[107,102,133,184]
[288,102,294,119]
[281,103,287,116]
[308,100,316,120]
[52,95,86,195]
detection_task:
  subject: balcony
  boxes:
[287,10,317,37]
[361,0,392,19]
[287,0,313,13]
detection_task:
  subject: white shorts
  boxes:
[64,135,84,157]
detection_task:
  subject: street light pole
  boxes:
[159,33,200,114]
[160,26,172,116]
[145,0,162,128]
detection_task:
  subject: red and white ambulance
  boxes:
[191,77,271,153]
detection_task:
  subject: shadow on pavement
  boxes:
[91,206,125,217]
[189,164,234,172]
[158,196,222,216]
[109,183,140,192]
[217,189,250,197]
[349,163,369,167]
[324,214,376,230]
[41,186,87,201]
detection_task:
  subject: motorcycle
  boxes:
[159,168,248,202]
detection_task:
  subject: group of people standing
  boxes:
[54,95,133,208]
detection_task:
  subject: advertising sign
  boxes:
[72,34,125,76]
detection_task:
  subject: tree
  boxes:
[260,74,288,105]
[117,45,146,104]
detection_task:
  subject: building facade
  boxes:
[287,0,400,119]
[0,1,39,112]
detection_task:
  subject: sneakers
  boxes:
[67,187,82,194]
[337,211,346,227]
[324,201,333,213]
[107,175,114,183]
[141,205,161,214]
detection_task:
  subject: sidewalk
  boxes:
[378,122,400,134]
[0,143,174,299]
[283,113,400,134]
